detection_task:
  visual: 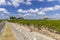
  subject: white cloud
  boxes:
[7,1,12,6]
[17,8,46,16]
[54,14,59,16]
[23,13,31,16]
[38,0,60,2]
[50,14,60,20]
[10,0,32,7]
[47,0,55,1]
[38,0,58,2]
[41,5,60,12]
[53,5,60,10]
[0,14,4,15]
[0,0,32,7]
[17,9,27,13]
[0,8,9,14]
[18,14,23,16]
[47,0,60,2]
[0,0,60,7]
[0,8,10,19]
[51,14,59,18]
[10,0,25,7]
[0,0,6,5]
[42,7,54,11]
[37,11,45,15]
[23,13,36,16]
[17,5,60,16]
[25,1,32,5]
[9,0,21,7]
[38,0,44,2]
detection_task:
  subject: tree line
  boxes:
[9,16,49,20]
[9,16,24,20]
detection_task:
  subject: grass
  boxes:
[0,22,17,40]
[8,19,60,33]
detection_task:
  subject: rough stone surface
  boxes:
[9,22,55,40]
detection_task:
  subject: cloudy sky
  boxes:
[0,0,60,19]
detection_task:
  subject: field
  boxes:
[8,19,60,33]
[0,20,2,22]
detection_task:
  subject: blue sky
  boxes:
[0,0,60,19]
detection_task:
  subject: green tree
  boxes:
[10,16,16,20]
[17,17,24,20]
[44,18,49,20]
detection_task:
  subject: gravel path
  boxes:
[8,22,56,40]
